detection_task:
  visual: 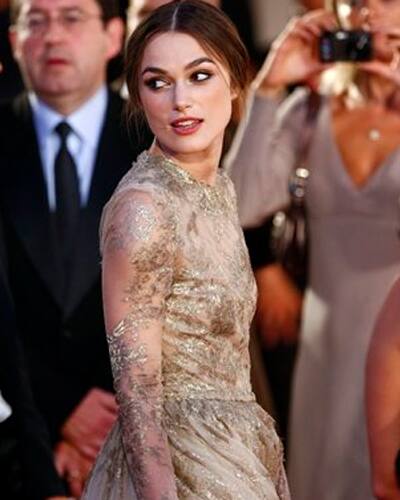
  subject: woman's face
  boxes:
[331,0,400,29]
[138,31,236,161]
[362,0,400,63]
[367,0,400,25]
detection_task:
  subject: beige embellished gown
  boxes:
[82,152,290,500]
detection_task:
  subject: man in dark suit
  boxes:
[0,215,67,500]
[0,0,150,495]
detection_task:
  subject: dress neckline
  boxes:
[137,151,230,215]
[326,101,400,195]
[144,150,223,190]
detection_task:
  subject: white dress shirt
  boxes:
[29,86,108,210]
[0,391,11,423]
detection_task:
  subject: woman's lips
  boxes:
[170,117,203,136]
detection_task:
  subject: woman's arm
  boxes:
[101,188,178,500]
[225,10,335,229]
[366,278,400,500]
[225,91,290,227]
[226,87,315,228]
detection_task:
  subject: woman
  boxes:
[226,1,400,499]
[366,277,400,500]
[83,1,290,499]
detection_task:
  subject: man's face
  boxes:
[10,0,123,109]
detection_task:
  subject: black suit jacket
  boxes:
[0,90,151,442]
[0,214,65,499]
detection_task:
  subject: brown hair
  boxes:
[10,0,120,24]
[125,0,250,125]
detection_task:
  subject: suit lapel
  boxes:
[1,95,64,307]
[64,92,134,317]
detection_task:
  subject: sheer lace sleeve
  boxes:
[100,188,178,500]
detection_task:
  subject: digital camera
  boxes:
[319,0,372,63]
[319,29,372,63]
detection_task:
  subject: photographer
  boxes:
[226,1,400,499]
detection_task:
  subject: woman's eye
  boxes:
[191,71,212,82]
[144,78,169,90]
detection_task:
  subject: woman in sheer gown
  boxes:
[82,1,290,499]
[226,2,400,499]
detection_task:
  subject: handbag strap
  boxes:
[290,91,321,204]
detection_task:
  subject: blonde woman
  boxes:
[227,0,400,498]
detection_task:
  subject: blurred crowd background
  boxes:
[0,0,314,101]
[3,0,400,499]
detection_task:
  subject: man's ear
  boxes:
[8,26,20,61]
[105,17,125,61]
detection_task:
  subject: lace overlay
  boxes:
[83,152,290,500]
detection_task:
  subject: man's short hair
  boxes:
[10,0,120,24]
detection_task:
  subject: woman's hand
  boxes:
[254,264,303,348]
[253,10,336,95]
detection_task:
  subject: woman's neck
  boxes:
[150,140,222,186]
[352,72,400,109]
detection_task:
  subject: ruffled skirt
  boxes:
[83,399,290,500]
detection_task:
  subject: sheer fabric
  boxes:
[83,151,289,500]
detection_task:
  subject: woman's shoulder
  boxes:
[274,87,325,138]
[212,168,240,214]
[100,152,175,251]
[112,151,166,198]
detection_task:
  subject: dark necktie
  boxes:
[54,122,80,293]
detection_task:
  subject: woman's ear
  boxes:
[230,84,239,101]
[231,89,246,124]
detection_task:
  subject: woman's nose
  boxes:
[174,101,191,112]
[173,83,192,112]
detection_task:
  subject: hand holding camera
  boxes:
[254,9,336,95]
[255,0,400,97]
[319,0,372,62]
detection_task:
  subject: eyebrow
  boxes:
[141,57,216,76]
[25,6,83,16]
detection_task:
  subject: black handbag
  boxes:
[270,91,321,290]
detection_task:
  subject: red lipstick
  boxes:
[170,117,203,136]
